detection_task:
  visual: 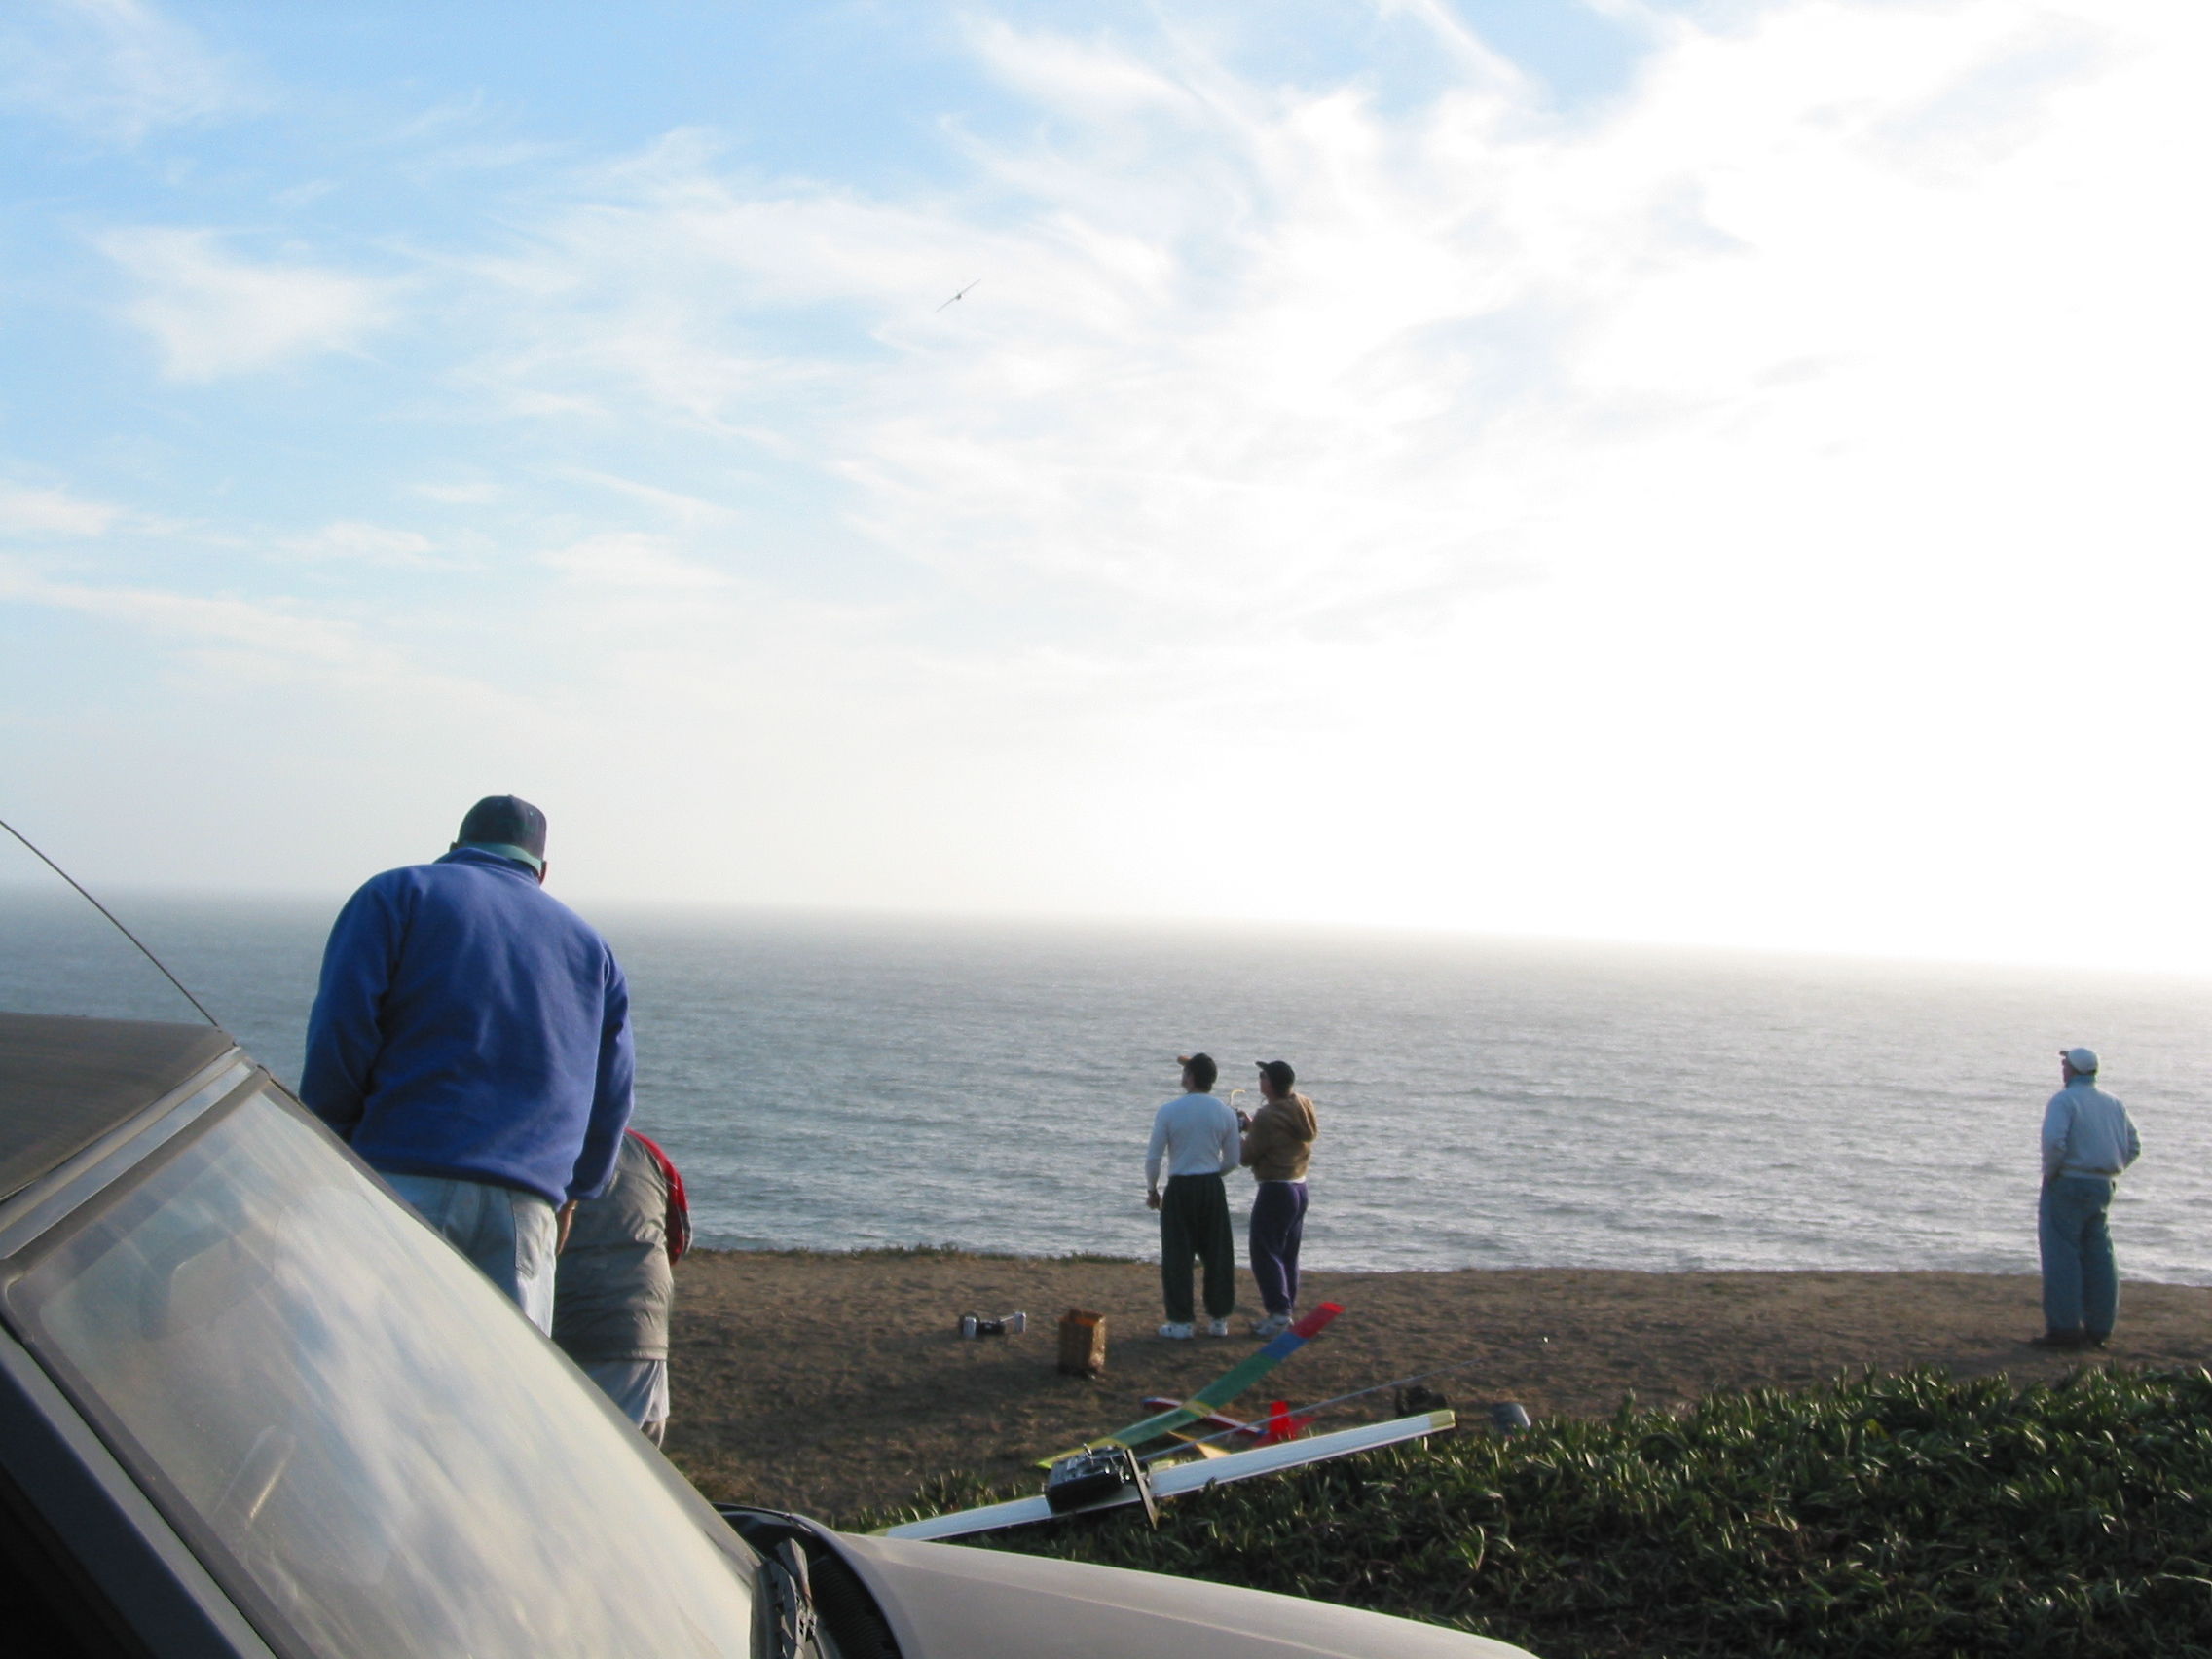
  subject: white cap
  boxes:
[2063,1047,2099,1074]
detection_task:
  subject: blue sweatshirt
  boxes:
[300,848,635,1207]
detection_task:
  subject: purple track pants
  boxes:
[1248,1180,1309,1317]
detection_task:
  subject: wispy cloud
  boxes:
[0,0,242,142]
[452,0,2125,642]
[540,532,733,592]
[277,521,448,567]
[0,483,120,537]
[410,480,504,506]
[0,561,359,661]
[100,228,393,381]
[0,557,530,726]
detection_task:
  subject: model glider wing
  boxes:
[885,1410,1454,1541]
[1036,1301,1343,1466]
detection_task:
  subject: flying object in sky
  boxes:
[934,279,982,313]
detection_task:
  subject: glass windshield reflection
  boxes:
[10,1088,756,1659]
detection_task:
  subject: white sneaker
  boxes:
[1250,1313,1292,1337]
[1206,1318,1232,1337]
[1159,1321,1195,1339]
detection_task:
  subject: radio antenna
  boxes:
[0,815,221,1027]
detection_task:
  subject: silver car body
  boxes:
[831,1530,1532,1657]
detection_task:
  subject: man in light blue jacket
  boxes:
[2032,1046,2141,1350]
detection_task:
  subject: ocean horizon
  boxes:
[3,886,2205,1285]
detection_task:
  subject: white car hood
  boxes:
[828,1531,1537,1659]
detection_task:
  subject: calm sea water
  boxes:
[3,889,2206,1282]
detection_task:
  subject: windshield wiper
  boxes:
[764,1539,821,1659]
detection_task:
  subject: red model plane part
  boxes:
[1139,1396,1316,1451]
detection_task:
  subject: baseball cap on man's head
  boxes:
[2063,1046,2100,1075]
[456,795,548,867]
[1256,1059,1295,1094]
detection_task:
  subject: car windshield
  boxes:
[5,1084,758,1659]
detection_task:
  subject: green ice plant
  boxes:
[864,1366,2212,1658]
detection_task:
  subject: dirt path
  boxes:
[662,1250,2212,1525]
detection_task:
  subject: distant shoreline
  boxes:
[689,1245,2203,1287]
[665,1252,2212,1522]
[11,883,2211,985]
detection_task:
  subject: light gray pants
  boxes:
[582,1358,671,1444]
[385,1173,559,1335]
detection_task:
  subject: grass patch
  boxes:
[865,1366,2212,1657]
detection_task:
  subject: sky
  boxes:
[1,0,2207,974]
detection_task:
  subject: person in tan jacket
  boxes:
[1238,1059,1318,1337]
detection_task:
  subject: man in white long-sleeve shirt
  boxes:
[1145,1052,1241,1339]
[2033,1046,2141,1350]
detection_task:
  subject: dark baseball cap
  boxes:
[1256,1059,1295,1092]
[456,794,548,860]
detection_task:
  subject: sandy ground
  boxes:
[661,1250,2212,1525]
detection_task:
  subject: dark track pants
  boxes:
[1160,1173,1236,1324]
[1248,1180,1308,1316]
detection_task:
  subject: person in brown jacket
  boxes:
[1238,1059,1318,1337]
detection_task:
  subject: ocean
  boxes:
[2,889,2205,1283]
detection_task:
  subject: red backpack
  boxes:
[624,1128,692,1267]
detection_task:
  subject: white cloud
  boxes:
[0,557,530,728]
[540,532,732,592]
[411,481,504,505]
[0,0,240,141]
[0,484,119,537]
[465,0,2162,638]
[3,554,401,668]
[279,521,444,567]
[567,470,736,529]
[0,565,353,660]
[100,228,391,381]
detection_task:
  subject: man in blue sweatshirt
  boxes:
[301,795,634,1334]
